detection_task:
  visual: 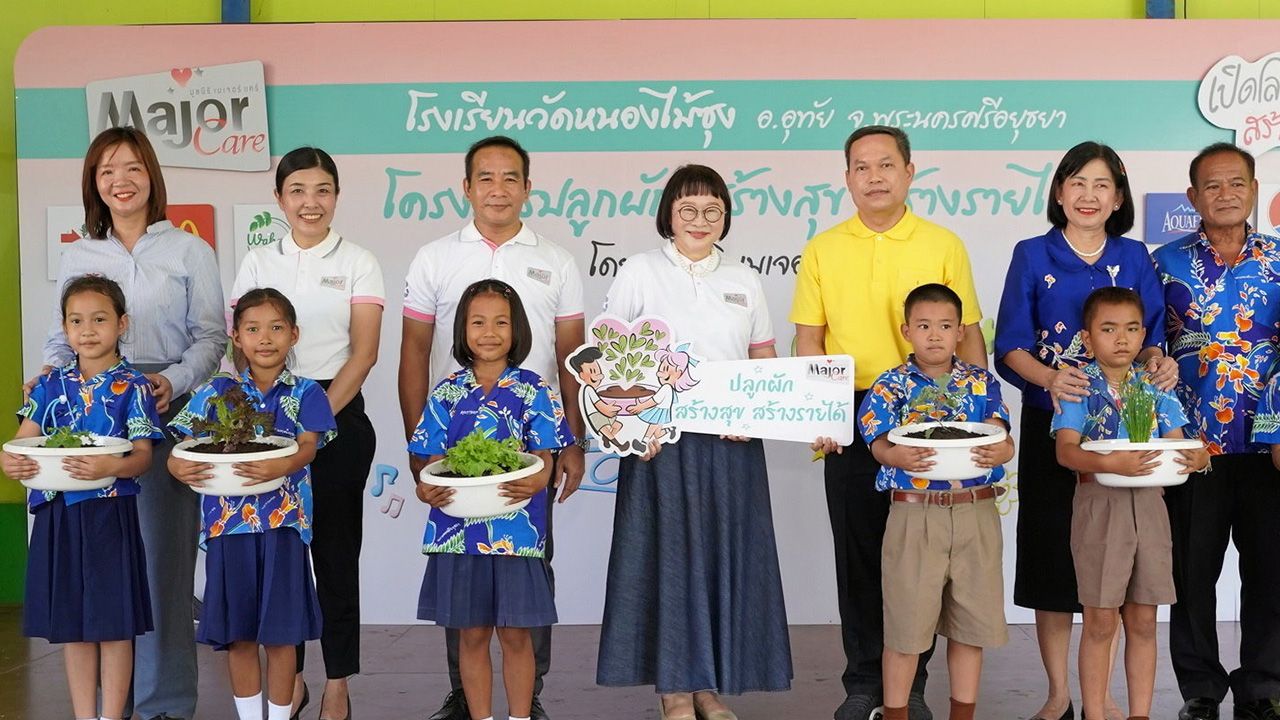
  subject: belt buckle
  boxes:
[935,491,953,508]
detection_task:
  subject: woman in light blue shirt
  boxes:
[32,127,225,720]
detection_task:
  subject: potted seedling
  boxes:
[591,318,662,414]
[421,430,545,519]
[3,427,133,492]
[170,385,298,496]
[1081,380,1201,487]
[886,383,1009,481]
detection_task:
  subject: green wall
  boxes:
[1,0,1277,602]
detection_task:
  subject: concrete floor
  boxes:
[0,607,1243,719]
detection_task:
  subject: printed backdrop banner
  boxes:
[15,20,1280,624]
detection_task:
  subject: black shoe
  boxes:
[908,691,934,720]
[427,689,469,720]
[1030,701,1074,720]
[530,694,550,720]
[146,716,187,720]
[1235,698,1280,720]
[1179,697,1220,720]
[631,439,647,453]
[290,684,310,720]
[835,694,882,720]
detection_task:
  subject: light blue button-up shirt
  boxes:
[43,220,226,398]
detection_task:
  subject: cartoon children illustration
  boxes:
[568,346,625,451]
[627,343,700,452]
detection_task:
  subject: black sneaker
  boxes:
[835,694,882,720]
[1235,698,1280,720]
[1179,697,1220,720]
[908,691,934,720]
[427,689,469,720]
[530,694,551,720]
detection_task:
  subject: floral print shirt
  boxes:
[1050,362,1189,442]
[409,366,573,558]
[858,356,1010,491]
[1153,225,1280,454]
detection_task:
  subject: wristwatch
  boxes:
[574,436,592,451]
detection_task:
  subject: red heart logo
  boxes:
[170,67,193,87]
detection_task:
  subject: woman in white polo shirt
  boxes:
[231,147,384,720]
[595,165,792,720]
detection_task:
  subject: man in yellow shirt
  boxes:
[790,126,987,720]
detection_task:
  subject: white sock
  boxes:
[266,700,292,720]
[234,692,264,720]
[510,716,531,720]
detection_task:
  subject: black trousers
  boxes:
[297,388,377,679]
[1166,452,1280,704]
[826,390,934,697]
[444,453,559,695]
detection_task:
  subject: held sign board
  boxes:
[85,61,269,171]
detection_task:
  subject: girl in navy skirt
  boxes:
[2,275,163,720]
[409,279,573,720]
[168,288,336,720]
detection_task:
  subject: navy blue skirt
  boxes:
[199,528,322,650]
[596,434,793,695]
[418,553,557,629]
[24,494,153,643]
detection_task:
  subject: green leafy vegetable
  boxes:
[1120,379,1156,443]
[444,430,527,477]
[905,381,969,438]
[191,385,275,452]
[42,427,95,448]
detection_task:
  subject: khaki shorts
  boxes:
[1070,481,1176,609]
[882,495,1008,654]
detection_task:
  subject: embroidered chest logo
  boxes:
[723,292,748,307]
[527,267,552,285]
[320,276,347,291]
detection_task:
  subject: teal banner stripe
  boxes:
[18,80,1225,159]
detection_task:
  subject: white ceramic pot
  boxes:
[1080,438,1202,487]
[172,437,298,496]
[4,435,133,492]
[887,421,1008,481]
[423,453,544,519]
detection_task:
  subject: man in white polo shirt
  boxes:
[398,136,586,720]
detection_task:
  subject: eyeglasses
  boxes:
[676,205,725,223]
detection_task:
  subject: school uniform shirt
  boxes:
[603,243,774,362]
[858,356,1010,491]
[19,359,164,511]
[995,228,1166,412]
[44,221,226,399]
[408,366,574,558]
[402,222,584,391]
[231,230,385,381]
[168,369,337,546]
[1153,225,1280,455]
[1049,362,1189,442]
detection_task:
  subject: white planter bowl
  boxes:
[4,435,133,492]
[887,422,1008,481]
[172,437,298,496]
[423,453,544,519]
[1080,438,1203,487]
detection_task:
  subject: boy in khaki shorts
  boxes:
[858,283,1015,720]
[1052,287,1209,720]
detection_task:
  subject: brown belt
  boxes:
[890,485,999,507]
[1077,473,1097,484]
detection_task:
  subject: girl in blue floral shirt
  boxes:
[409,279,573,720]
[2,275,163,720]
[168,288,336,720]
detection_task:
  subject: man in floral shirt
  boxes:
[1152,142,1280,720]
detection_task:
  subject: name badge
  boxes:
[527,267,552,285]
[722,292,748,307]
[320,276,348,291]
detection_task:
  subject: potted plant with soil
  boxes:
[170,385,298,496]
[885,383,1008,481]
[421,430,545,519]
[3,427,133,492]
[1080,380,1202,487]
[591,318,663,414]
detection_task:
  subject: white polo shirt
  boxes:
[403,222,585,390]
[603,243,775,362]
[232,230,385,381]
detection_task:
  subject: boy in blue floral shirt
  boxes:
[1052,287,1208,720]
[857,283,1013,720]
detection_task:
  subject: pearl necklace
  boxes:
[1063,233,1106,258]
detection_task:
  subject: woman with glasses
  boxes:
[595,165,792,720]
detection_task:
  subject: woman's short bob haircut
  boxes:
[451,279,534,369]
[1047,141,1135,237]
[275,146,340,195]
[655,164,733,241]
[82,127,168,239]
